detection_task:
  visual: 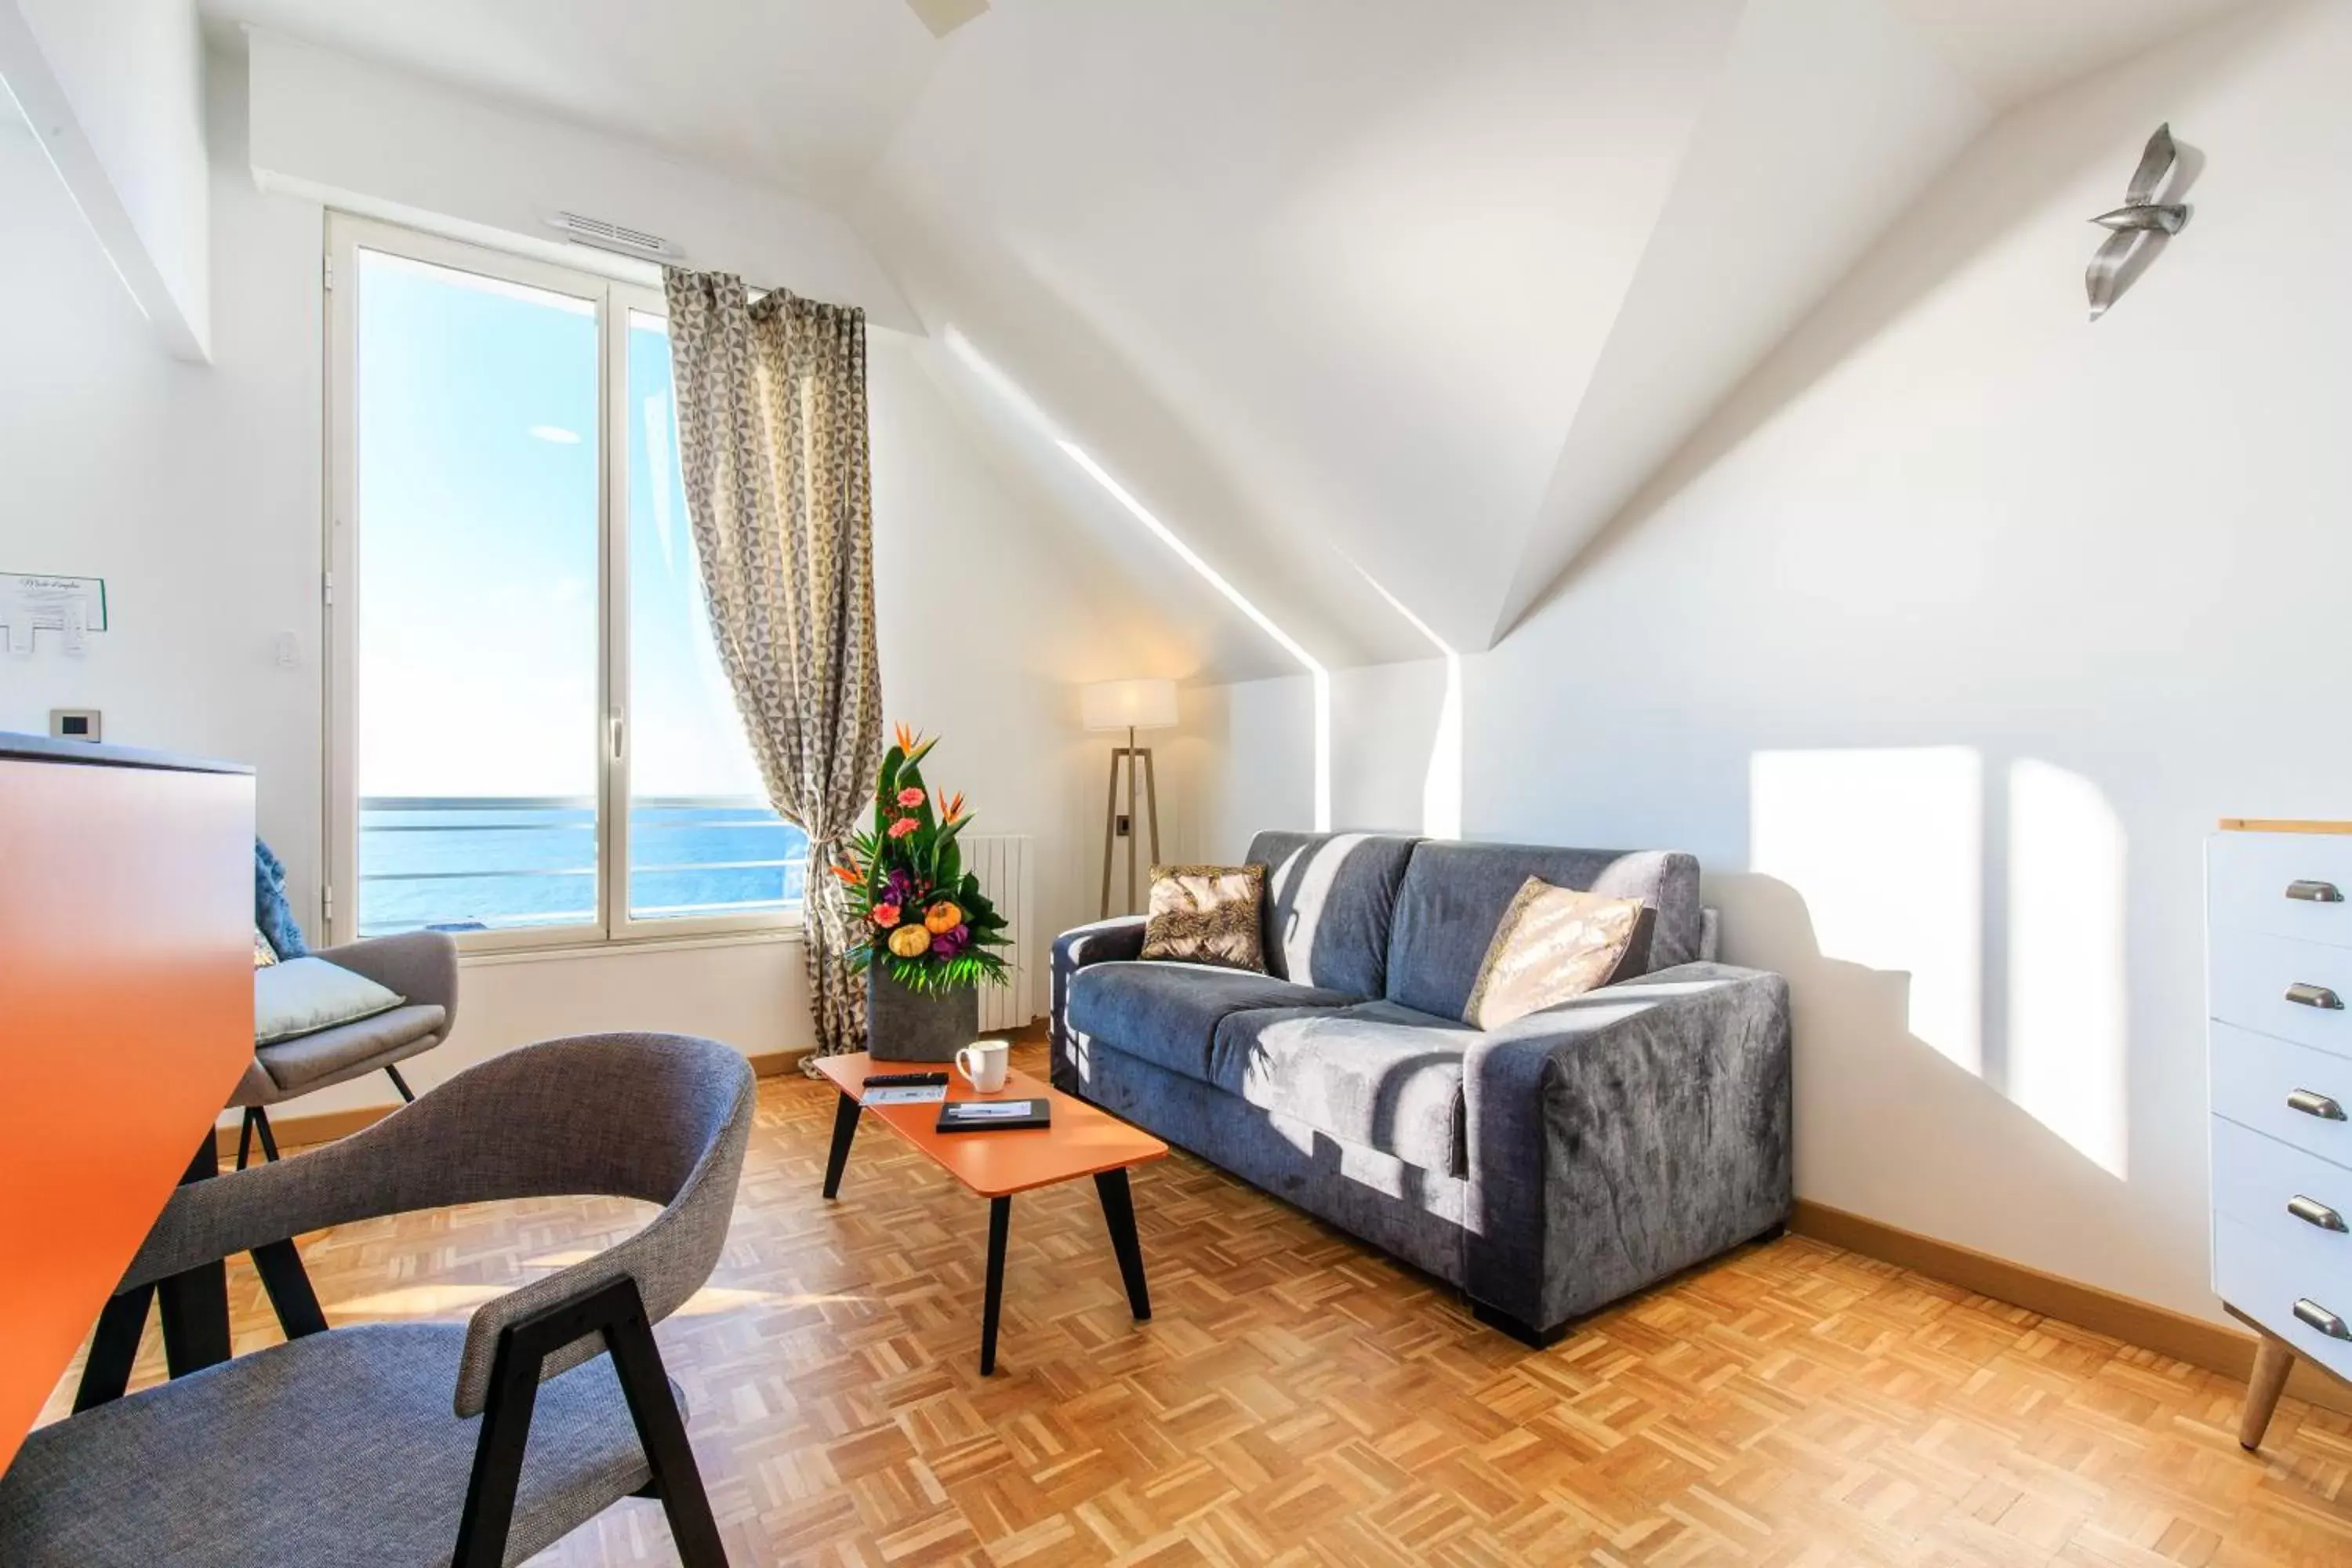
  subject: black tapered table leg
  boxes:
[72,1283,154,1411]
[156,1135,230,1378]
[821,1091,861,1200]
[1094,1167,1151,1320]
[979,1196,1011,1376]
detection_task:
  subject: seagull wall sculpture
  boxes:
[2086,123,2190,321]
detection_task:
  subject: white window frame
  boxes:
[322,214,802,952]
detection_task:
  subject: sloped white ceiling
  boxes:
[1888,0,2268,106]
[198,0,2272,679]
[199,0,942,204]
[858,0,1752,665]
[1490,0,1989,641]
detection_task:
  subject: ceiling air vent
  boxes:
[547,212,679,262]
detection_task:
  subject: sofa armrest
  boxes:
[314,931,460,1037]
[1049,916,1148,1091]
[1462,961,1791,1336]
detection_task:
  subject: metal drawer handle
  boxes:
[2287,982,2345,1011]
[2296,1298,2352,1339]
[2290,1089,2350,1121]
[2289,1196,2348,1232]
[2288,880,2346,903]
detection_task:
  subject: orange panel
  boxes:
[0,753,253,1472]
[811,1052,1167,1197]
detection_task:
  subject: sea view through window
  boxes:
[340,228,804,940]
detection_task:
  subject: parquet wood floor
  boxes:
[38,1043,2352,1565]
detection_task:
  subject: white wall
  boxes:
[6,0,211,357]
[243,30,916,332]
[0,48,1149,1121]
[1182,0,2347,1323]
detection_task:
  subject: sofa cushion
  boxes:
[255,956,406,1047]
[1386,843,1701,1022]
[1210,1000,1472,1176]
[1247,831,1421,997]
[1140,864,1267,971]
[258,1004,447,1094]
[1067,962,1357,1084]
[1462,882,1650,1029]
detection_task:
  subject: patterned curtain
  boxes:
[662,268,884,1065]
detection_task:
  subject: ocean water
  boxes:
[358,798,809,935]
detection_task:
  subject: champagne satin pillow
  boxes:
[1140,863,1268,973]
[1462,878,1648,1029]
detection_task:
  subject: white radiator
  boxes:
[960,833,1036,1032]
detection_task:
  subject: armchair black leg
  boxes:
[386,1064,417,1104]
[821,1091,860,1200]
[249,1106,281,1163]
[236,1107,256,1171]
[252,1239,329,1340]
[605,1292,729,1566]
[454,1276,728,1568]
[72,1284,154,1411]
[156,1137,231,1377]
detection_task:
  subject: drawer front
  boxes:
[2216,1211,2352,1385]
[2211,1022,2352,1167]
[2211,833,2352,948]
[2211,1116,2352,1279]
[2209,926,2352,1058]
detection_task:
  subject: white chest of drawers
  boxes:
[2209,821,2352,1447]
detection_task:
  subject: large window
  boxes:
[326,219,805,948]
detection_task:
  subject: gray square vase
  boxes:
[866,965,978,1063]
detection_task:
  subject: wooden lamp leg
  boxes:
[2241,1332,2296,1451]
[1099,746,1120,919]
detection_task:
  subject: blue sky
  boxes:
[355,249,766,802]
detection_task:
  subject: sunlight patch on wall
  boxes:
[1059,441,1331,831]
[2007,759,2129,1177]
[1751,746,1983,1071]
[939,327,1333,828]
[1355,568,1461,839]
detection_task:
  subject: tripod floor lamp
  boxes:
[1083,678,1178,916]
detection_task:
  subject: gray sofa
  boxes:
[1051,831,1791,1344]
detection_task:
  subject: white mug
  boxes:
[956,1039,1011,1094]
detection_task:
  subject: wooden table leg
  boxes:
[1094,1167,1151,1320]
[980,1196,1011,1376]
[821,1091,861,1200]
[2241,1330,2297,1451]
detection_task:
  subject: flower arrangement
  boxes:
[835,724,1012,994]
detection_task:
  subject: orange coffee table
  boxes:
[811,1052,1167,1374]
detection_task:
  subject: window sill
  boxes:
[458,925,804,968]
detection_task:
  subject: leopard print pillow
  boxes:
[1139,863,1268,973]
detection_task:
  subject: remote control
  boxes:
[863,1071,948,1087]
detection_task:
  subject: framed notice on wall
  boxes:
[0,574,107,655]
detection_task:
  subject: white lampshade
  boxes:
[1081,677,1178,732]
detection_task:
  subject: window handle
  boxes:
[608,711,626,762]
[2289,1089,2349,1121]
[2288,880,2345,903]
[2287,982,2343,1011]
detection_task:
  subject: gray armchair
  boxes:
[234,931,459,1165]
[2,1031,755,1567]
